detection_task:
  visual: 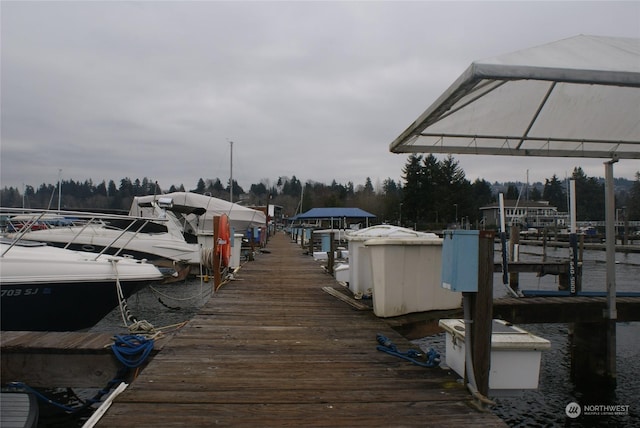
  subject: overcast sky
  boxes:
[2,1,639,194]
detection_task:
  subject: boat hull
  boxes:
[1,279,148,331]
[39,241,193,283]
[1,242,163,331]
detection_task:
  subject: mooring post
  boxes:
[327,231,335,276]
[470,230,495,397]
[308,229,315,255]
[509,225,520,293]
[570,161,618,389]
[604,159,618,386]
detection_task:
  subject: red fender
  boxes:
[215,214,231,267]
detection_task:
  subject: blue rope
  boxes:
[111,334,155,369]
[376,334,440,368]
[5,382,82,413]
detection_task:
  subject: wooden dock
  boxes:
[493,295,640,324]
[1,331,172,388]
[95,232,506,427]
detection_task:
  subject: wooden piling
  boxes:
[509,226,520,293]
[570,321,617,389]
[470,230,495,397]
[327,231,335,275]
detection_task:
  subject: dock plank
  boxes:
[1,332,173,388]
[96,232,506,427]
[493,295,640,323]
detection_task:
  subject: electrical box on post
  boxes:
[441,230,479,292]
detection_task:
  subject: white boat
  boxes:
[0,239,163,331]
[129,192,267,249]
[0,390,38,428]
[6,201,203,282]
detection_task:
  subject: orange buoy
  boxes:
[215,214,231,267]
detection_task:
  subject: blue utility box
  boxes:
[441,230,479,292]
[321,234,331,252]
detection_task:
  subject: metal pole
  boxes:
[604,161,617,320]
[604,158,617,385]
[568,180,578,295]
[499,194,509,286]
[57,169,62,213]
[229,140,233,203]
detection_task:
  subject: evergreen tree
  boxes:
[530,186,542,201]
[506,184,520,200]
[470,178,495,224]
[96,181,108,197]
[194,178,206,194]
[363,177,374,194]
[380,178,402,224]
[627,172,640,221]
[401,154,423,225]
[543,175,567,212]
[250,182,268,197]
[212,178,225,192]
[107,180,117,197]
[438,155,469,225]
[572,167,604,221]
[421,154,440,224]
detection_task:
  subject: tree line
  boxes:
[1,155,639,228]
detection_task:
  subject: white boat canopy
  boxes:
[389,35,640,160]
[130,192,267,233]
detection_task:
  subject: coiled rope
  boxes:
[111,334,155,369]
[376,334,440,368]
[201,247,215,271]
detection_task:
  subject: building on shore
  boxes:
[480,199,567,229]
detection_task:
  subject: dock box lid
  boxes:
[439,319,551,350]
[363,237,443,246]
[346,225,437,241]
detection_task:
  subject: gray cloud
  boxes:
[2,1,639,193]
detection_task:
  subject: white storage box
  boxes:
[438,319,551,392]
[364,237,461,317]
[334,263,349,283]
[346,226,437,295]
[229,233,244,269]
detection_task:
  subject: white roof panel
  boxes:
[390,35,640,159]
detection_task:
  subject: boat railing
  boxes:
[0,207,168,259]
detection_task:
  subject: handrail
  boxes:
[0,207,168,259]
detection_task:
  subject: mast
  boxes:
[57,169,62,213]
[229,140,233,203]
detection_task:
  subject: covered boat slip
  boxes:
[95,232,506,427]
[389,35,640,159]
[389,34,640,388]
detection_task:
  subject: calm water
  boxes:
[415,245,640,427]
[90,275,214,333]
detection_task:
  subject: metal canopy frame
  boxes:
[389,35,640,386]
[390,36,640,160]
